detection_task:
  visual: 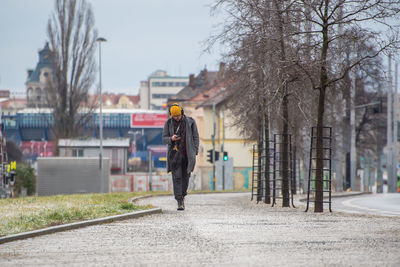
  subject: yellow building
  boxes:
[168,66,255,190]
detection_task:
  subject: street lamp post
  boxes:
[97,37,106,193]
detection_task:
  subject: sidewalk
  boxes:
[1,192,399,266]
[293,191,366,208]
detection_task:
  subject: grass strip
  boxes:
[0,189,249,236]
[0,191,165,237]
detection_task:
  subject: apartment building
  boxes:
[167,64,255,191]
[139,70,188,110]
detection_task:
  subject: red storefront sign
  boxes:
[20,141,54,157]
[131,113,167,128]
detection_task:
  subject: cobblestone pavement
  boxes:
[1,192,400,266]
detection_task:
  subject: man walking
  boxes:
[163,103,199,210]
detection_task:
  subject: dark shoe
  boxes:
[181,198,185,210]
[177,199,184,211]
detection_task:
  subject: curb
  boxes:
[128,191,251,203]
[0,207,162,245]
[129,194,161,202]
[0,191,245,245]
[297,192,367,203]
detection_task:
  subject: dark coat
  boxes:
[162,116,199,173]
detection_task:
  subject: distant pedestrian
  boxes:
[162,103,199,210]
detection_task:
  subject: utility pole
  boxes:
[391,63,399,192]
[96,37,106,193]
[387,55,394,192]
[212,103,216,190]
[221,108,225,190]
[148,150,152,191]
[350,66,357,191]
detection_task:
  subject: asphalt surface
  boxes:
[333,193,400,216]
[1,192,400,266]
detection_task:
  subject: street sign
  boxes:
[131,113,167,128]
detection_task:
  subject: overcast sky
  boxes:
[0,0,224,96]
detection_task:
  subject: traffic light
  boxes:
[207,149,213,163]
[373,97,383,113]
[214,151,220,162]
[223,151,228,161]
[207,149,220,163]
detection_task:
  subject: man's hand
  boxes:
[171,135,181,141]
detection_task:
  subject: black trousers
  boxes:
[171,154,190,200]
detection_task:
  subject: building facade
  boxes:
[101,93,140,109]
[139,70,188,110]
[25,43,53,108]
[168,65,255,191]
[2,109,168,171]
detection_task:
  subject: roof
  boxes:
[16,107,166,114]
[0,90,10,98]
[127,95,139,104]
[148,70,187,80]
[195,84,231,109]
[1,98,27,109]
[92,93,140,106]
[169,69,219,102]
[27,43,53,83]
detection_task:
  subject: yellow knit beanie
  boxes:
[170,104,182,116]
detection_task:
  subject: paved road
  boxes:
[333,193,400,216]
[1,192,400,266]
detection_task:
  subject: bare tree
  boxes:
[210,0,314,206]
[210,0,400,212]
[46,0,98,154]
[297,0,400,212]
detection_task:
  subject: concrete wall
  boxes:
[59,147,128,174]
[37,157,110,196]
[197,165,251,191]
[110,173,173,192]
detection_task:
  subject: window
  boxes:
[27,88,33,98]
[151,104,164,110]
[111,149,121,174]
[72,149,84,157]
[152,93,175,99]
[152,81,187,87]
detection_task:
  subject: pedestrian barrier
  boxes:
[251,144,264,203]
[251,142,274,203]
[265,141,274,204]
[251,135,296,208]
[305,126,332,212]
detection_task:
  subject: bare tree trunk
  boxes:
[282,93,290,207]
[315,87,326,212]
[314,0,330,213]
[272,0,291,207]
[264,100,271,204]
[292,143,297,195]
[257,127,263,202]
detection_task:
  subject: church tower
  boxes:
[26,43,53,108]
